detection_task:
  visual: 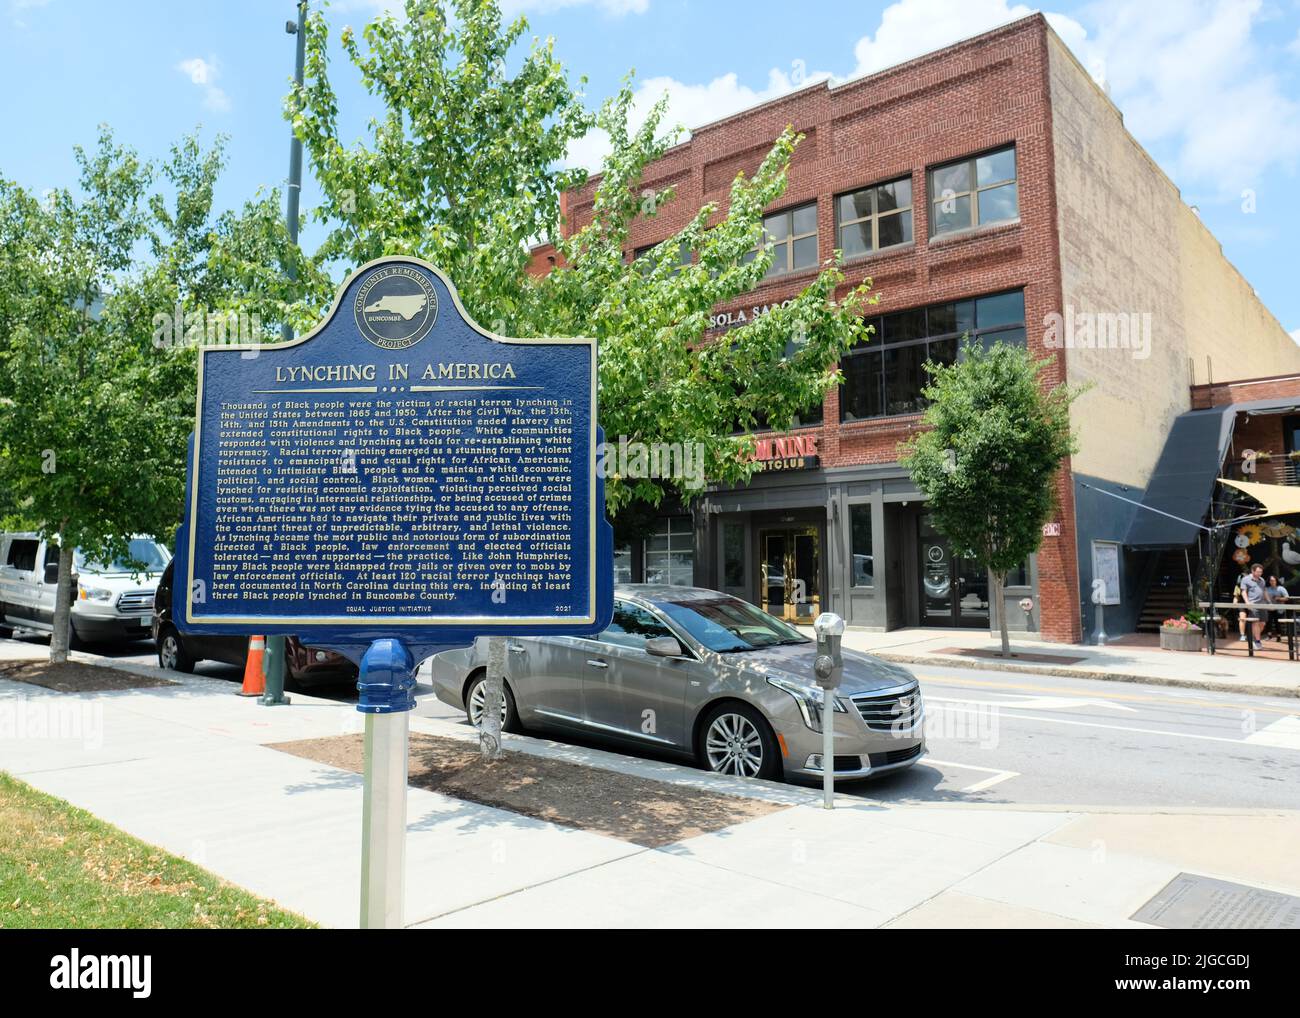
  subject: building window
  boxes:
[733,332,825,433]
[744,202,818,279]
[928,145,1018,236]
[840,289,1026,422]
[850,505,874,587]
[645,517,694,586]
[723,523,745,587]
[613,542,633,584]
[836,176,913,258]
[633,240,691,276]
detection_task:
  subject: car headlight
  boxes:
[78,585,113,602]
[767,675,846,733]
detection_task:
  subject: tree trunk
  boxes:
[49,540,76,664]
[479,636,505,762]
[992,570,1010,658]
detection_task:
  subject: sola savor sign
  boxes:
[174,256,613,652]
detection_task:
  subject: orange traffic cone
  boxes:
[240,636,266,697]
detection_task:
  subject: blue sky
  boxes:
[4,0,1299,339]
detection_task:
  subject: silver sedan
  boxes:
[429,585,925,784]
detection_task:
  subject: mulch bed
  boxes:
[0,660,177,693]
[938,646,1089,666]
[272,731,785,848]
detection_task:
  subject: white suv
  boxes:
[0,533,171,647]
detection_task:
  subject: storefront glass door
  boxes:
[918,516,989,627]
[759,527,820,622]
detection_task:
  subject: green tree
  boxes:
[289,0,875,524]
[0,129,305,661]
[900,341,1081,656]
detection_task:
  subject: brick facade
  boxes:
[531,13,1291,643]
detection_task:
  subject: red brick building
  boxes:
[534,14,1300,642]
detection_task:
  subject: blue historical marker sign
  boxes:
[173,256,614,664]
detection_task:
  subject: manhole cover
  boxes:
[1132,872,1300,929]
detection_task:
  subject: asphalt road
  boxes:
[36,636,1300,811]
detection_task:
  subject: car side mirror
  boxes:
[43,562,59,585]
[645,636,683,658]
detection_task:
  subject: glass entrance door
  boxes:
[918,515,989,627]
[759,527,821,622]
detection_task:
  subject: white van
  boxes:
[0,533,171,647]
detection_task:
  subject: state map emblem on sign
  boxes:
[354,264,438,350]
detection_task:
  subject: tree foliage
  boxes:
[289,0,875,517]
[900,341,1081,654]
[0,128,302,659]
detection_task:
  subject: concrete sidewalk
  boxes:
[2,640,1298,928]
[827,627,1300,699]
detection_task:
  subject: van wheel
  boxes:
[68,625,89,652]
[698,702,781,780]
[0,604,12,639]
[157,627,195,673]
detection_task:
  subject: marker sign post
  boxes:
[174,257,613,928]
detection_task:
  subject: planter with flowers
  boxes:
[1160,616,1203,652]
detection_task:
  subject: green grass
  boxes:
[0,772,315,928]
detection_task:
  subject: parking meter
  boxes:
[812,613,845,808]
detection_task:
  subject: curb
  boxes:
[873,650,1300,700]
[409,712,819,808]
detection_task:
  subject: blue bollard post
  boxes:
[356,638,417,929]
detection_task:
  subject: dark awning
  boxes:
[1124,408,1234,548]
[1125,396,1300,549]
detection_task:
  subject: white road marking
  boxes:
[929,694,1137,712]
[1244,716,1300,750]
[927,701,1293,748]
[922,757,1020,792]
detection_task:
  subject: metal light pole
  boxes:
[261,0,309,706]
[813,613,845,810]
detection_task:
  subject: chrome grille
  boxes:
[851,688,922,732]
[116,590,156,614]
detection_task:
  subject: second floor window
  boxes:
[633,240,691,276]
[836,176,913,258]
[744,202,818,279]
[928,145,1018,236]
[840,289,1026,422]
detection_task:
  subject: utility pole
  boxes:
[262,0,308,707]
[282,0,307,343]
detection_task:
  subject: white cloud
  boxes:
[1064,0,1300,196]
[849,0,1035,77]
[502,0,649,15]
[1291,328,1300,346]
[565,64,832,170]
[175,56,230,113]
[341,0,650,16]
[8,0,51,28]
[566,0,1300,197]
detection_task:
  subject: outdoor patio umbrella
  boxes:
[1216,477,1300,518]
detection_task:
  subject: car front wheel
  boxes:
[157,626,196,673]
[465,672,521,733]
[699,703,781,780]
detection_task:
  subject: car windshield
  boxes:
[656,597,810,652]
[74,539,170,574]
